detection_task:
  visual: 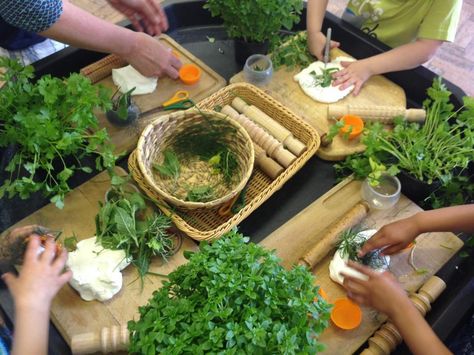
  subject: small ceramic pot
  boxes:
[243,54,273,86]
[106,103,140,127]
[361,173,401,210]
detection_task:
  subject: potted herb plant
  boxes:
[106,87,140,126]
[203,0,304,64]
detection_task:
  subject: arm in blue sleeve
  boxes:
[0,0,63,33]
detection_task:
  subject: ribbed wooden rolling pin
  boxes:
[71,324,129,354]
[231,97,307,156]
[327,105,426,123]
[360,276,446,355]
[298,202,369,268]
[222,105,296,168]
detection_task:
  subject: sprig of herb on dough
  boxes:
[309,67,339,88]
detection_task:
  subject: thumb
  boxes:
[330,40,340,49]
[340,61,353,68]
[1,272,17,290]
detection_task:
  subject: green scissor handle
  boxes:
[163,99,195,111]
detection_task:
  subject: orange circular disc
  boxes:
[179,63,201,85]
[331,298,362,330]
[339,114,364,140]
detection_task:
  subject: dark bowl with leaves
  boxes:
[106,87,140,127]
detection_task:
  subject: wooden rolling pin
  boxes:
[328,105,426,123]
[71,324,129,354]
[231,97,307,156]
[298,202,369,268]
[360,276,446,355]
[222,105,296,168]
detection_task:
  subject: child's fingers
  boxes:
[339,78,355,90]
[381,243,405,256]
[346,261,378,277]
[347,292,366,306]
[52,247,68,272]
[58,269,73,287]
[352,81,363,96]
[359,234,389,256]
[340,61,354,68]
[343,278,368,296]
[24,235,41,264]
[1,272,17,290]
[330,40,340,49]
[40,238,57,264]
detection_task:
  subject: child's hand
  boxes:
[2,235,72,313]
[359,216,420,257]
[332,60,373,95]
[342,261,410,318]
[307,31,340,61]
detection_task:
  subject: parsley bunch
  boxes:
[128,230,331,354]
[0,58,116,208]
[336,78,474,198]
[272,32,316,70]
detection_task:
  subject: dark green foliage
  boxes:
[186,185,215,202]
[272,32,315,70]
[203,0,303,44]
[153,149,181,180]
[337,229,388,269]
[128,230,331,354]
[335,78,474,208]
[0,58,116,209]
[95,179,175,279]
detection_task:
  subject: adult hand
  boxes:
[342,261,409,318]
[359,216,420,257]
[2,236,71,312]
[123,32,182,78]
[307,31,340,61]
[107,0,168,36]
[332,59,372,95]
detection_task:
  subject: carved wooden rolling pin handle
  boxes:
[298,202,369,268]
[231,97,307,156]
[71,324,129,354]
[222,105,296,168]
[361,276,446,355]
[328,105,426,123]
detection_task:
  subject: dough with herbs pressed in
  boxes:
[294,56,355,103]
[329,229,390,286]
[112,65,158,95]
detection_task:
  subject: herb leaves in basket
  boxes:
[95,178,179,280]
[128,230,331,354]
[152,111,240,202]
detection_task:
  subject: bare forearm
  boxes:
[390,299,451,355]
[307,0,328,35]
[12,305,50,355]
[412,204,474,234]
[362,39,442,76]
[40,1,137,58]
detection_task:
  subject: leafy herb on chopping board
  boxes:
[309,67,339,88]
[95,181,178,279]
[0,58,116,209]
[337,228,388,269]
[128,230,331,354]
[335,78,474,207]
[271,32,316,70]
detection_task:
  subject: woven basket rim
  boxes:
[136,108,255,209]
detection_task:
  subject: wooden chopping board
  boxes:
[83,34,226,155]
[260,177,463,354]
[230,48,406,161]
[0,167,198,345]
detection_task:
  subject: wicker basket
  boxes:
[129,83,320,241]
[136,108,254,210]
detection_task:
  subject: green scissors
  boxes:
[140,90,195,118]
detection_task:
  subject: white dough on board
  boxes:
[112,65,158,95]
[329,229,390,286]
[293,56,355,103]
[66,237,131,302]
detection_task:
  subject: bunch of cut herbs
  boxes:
[0,58,116,209]
[271,31,316,70]
[95,176,179,280]
[152,112,239,202]
[335,78,474,207]
[128,230,331,354]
